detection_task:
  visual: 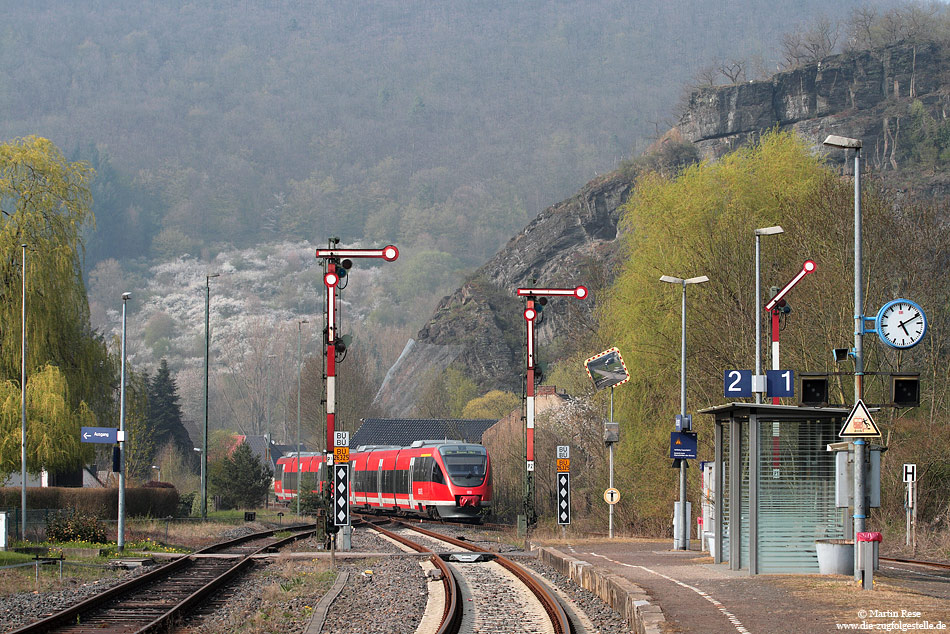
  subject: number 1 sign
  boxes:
[766,369,794,398]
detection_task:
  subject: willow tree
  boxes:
[597,130,929,533]
[0,136,114,477]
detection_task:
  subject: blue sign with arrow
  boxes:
[81,427,117,444]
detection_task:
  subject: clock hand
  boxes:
[899,320,911,336]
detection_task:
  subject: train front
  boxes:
[437,444,492,520]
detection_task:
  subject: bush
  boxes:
[45,509,107,544]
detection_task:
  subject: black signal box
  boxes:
[800,375,829,406]
[892,375,920,408]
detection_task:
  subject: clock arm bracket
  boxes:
[858,315,878,336]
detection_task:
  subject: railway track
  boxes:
[7,524,317,634]
[363,519,574,634]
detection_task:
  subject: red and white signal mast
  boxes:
[516,284,588,525]
[315,242,399,453]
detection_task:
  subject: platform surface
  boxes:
[559,539,950,633]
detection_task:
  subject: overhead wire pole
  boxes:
[296,319,308,517]
[201,273,220,520]
[516,285,588,528]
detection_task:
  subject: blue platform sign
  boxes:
[81,427,117,444]
[723,369,753,398]
[766,370,795,398]
[670,431,698,459]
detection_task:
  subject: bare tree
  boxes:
[718,59,746,84]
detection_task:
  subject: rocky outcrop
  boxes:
[679,41,950,170]
[372,173,633,416]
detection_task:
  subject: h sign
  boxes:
[903,463,917,483]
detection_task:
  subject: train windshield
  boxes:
[439,445,488,487]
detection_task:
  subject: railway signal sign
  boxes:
[839,399,881,437]
[556,473,570,525]
[903,463,917,483]
[604,487,620,505]
[517,284,587,526]
[334,464,350,526]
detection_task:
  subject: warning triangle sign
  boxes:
[839,399,881,437]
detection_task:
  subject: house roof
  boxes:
[352,418,498,448]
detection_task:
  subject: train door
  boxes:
[408,457,415,510]
[376,460,383,509]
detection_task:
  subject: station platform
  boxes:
[545,538,950,633]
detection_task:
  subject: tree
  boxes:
[461,390,521,419]
[147,359,193,460]
[0,136,115,477]
[209,441,272,509]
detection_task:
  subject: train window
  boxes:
[431,460,445,485]
[440,447,488,487]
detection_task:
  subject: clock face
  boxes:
[877,300,927,349]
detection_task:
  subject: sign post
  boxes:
[517,285,587,528]
[556,445,571,529]
[584,347,628,538]
[903,463,917,551]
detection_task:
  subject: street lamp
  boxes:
[296,319,309,516]
[118,291,131,551]
[151,465,160,482]
[202,273,220,520]
[754,226,784,404]
[660,274,709,550]
[823,133,866,573]
[19,244,27,540]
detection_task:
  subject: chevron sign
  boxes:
[557,473,571,525]
[334,465,350,526]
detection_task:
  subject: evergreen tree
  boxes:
[209,441,272,509]
[146,359,193,461]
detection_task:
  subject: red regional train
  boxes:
[274,440,492,521]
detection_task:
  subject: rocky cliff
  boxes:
[373,173,633,416]
[374,40,950,417]
[679,41,950,171]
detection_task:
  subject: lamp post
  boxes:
[660,274,709,550]
[118,291,131,551]
[202,273,220,520]
[19,244,27,540]
[264,353,277,507]
[296,319,308,516]
[823,133,866,573]
[754,226,784,404]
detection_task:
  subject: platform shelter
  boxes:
[699,403,849,574]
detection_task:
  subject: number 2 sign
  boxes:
[724,370,753,398]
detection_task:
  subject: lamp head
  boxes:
[122,292,131,300]
[822,134,862,149]
[754,226,784,236]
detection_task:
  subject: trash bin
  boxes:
[244,511,256,522]
[815,539,853,574]
[856,532,882,572]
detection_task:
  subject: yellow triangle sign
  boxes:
[839,399,881,437]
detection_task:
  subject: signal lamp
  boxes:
[800,375,829,406]
[342,259,353,269]
[892,375,920,408]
